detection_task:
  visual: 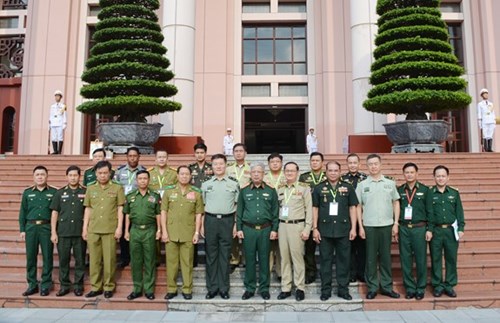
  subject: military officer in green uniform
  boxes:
[298,151,326,284]
[124,170,161,301]
[397,162,433,300]
[19,165,57,296]
[161,166,204,300]
[226,143,251,271]
[313,161,358,301]
[340,153,367,283]
[201,154,239,300]
[236,163,279,300]
[430,165,465,298]
[83,160,126,299]
[356,154,400,300]
[50,165,86,297]
[276,162,312,302]
[83,148,114,187]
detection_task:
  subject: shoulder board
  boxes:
[85,166,94,171]
[277,184,286,189]
[170,166,177,171]
[25,185,35,191]
[228,176,238,182]
[191,186,202,193]
[397,184,405,189]
[384,175,395,181]
[300,171,311,177]
[448,186,459,192]
[126,189,138,197]
[227,162,235,166]
[206,162,212,166]
[298,182,309,188]
[340,173,348,179]
[117,165,126,170]
[429,185,435,190]
[86,181,97,186]
[188,162,196,167]
[111,179,121,185]
[359,172,368,177]
[48,185,58,190]
[341,181,354,189]
[164,185,176,190]
[147,166,155,171]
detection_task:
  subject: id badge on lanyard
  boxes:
[404,206,413,220]
[281,206,289,218]
[329,202,338,216]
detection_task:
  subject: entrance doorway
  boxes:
[243,106,306,153]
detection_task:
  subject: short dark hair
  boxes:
[402,162,419,172]
[233,143,247,152]
[95,160,112,171]
[326,161,341,170]
[284,161,299,171]
[193,143,207,152]
[310,152,324,161]
[346,153,360,161]
[156,149,168,155]
[126,147,140,155]
[366,154,381,162]
[267,152,283,162]
[433,165,449,176]
[66,165,81,175]
[33,165,48,174]
[92,148,105,157]
[177,165,191,174]
[136,169,150,178]
[211,153,227,163]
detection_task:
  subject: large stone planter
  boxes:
[383,120,450,153]
[97,122,163,154]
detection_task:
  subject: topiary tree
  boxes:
[363,0,471,120]
[77,0,181,122]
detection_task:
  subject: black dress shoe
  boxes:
[22,287,39,296]
[127,292,142,300]
[444,289,457,298]
[242,291,254,300]
[433,289,443,297]
[146,293,155,300]
[85,290,103,298]
[381,290,400,298]
[295,289,305,301]
[206,291,218,299]
[56,289,70,297]
[74,289,83,297]
[40,289,50,296]
[415,292,425,300]
[338,293,352,301]
[164,292,178,299]
[104,291,113,298]
[320,294,330,301]
[230,264,237,274]
[277,291,292,300]
[405,292,415,299]
[116,261,129,269]
[349,278,356,283]
[357,275,366,283]
[261,291,270,300]
[182,293,192,300]
[276,276,282,282]
[220,291,230,299]
[366,291,377,299]
[305,277,315,285]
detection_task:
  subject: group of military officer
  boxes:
[19,144,465,302]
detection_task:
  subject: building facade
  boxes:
[0,0,499,154]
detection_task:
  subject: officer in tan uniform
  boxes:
[276,162,312,301]
[161,166,204,300]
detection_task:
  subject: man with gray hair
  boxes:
[236,163,279,300]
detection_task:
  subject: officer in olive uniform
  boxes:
[430,165,465,298]
[236,163,279,301]
[50,165,86,297]
[202,154,240,300]
[83,160,126,299]
[397,163,433,300]
[298,152,326,284]
[161,166,204,300]
[19,165,57,297]
[124,170,161,301]
[340,153,367,283]
[83,148,115,187]
[313,161,358,301]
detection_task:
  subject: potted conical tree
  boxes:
[77,0,181,154]
[363,0,471,153]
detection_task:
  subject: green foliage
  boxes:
[77,0,180,121]
[363,0,471,115]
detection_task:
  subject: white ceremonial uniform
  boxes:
[223,135,234,155]
[306,134,318,154]
[49,102,67,141]
[478,100,496,139]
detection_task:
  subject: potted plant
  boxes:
[77,0,181,153]
[363,0,471,153]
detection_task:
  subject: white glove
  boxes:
[63,124,67,130]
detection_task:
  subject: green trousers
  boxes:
[242,226,271,293]
[204,214,233,293]
[25,223,53,289]
[319,235,350,296]
[130,226,157,294]
[166,240,194,294]
[398,226,428,294]
[430,226,458,292]
[57,236,85,290]
[364,225,393,293]
[350,235,366,280]
[87,232,116,292]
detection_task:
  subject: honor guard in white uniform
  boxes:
[49,90,67,154]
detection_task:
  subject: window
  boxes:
[279,84,307,96]
[440,2,461,13]
[242,84,271,97]
[242,3,270,13]
[243,25,307,75]
[0,17,19,28]
[447,23,464,66]
[278,2,306,13]
[89,5,101,16]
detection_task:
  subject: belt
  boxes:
[206,212,234,219]
[438,224,452,228]
[133,224,156,230]
[279,219,305,224]
[27,220,50,225]
[399,221,426,228]
[243,221,272,230]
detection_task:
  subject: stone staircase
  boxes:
[0,153,499,311]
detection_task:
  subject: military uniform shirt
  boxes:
[236,183,279,232]
[277,181,313,233]
[299,171,326,190]
[147,166,177,196]
[397,182,434,230]
[356,175,399,227]
[123,189,161,226]
[340,171,367,189]
[83,166,115,187]
[161,184,204,242]
[201,176,240,214]
[114,165,146,195]
[19,185,58,232]
[226,162,251,188]
[430,186,465,232]
[189,162,213,188]
[264,171,287,189]
[313,180,358,238]
[49,185,86,237]
[83,181,126,234]
[49,102,66,127]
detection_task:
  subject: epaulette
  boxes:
[84,166,93,171]
[26,185,35,191]
[126,189,138,197]
[384,175,395,181]
[298,182,309,188]
[111,179,121,185]
[448,185,459,192]
[228,176,238,182]
[86,180,97,186]
[188,162,196,167]
[206,161,212,166]
[277,183,286,189]
[48,185,58,190]
[147,166,155,171]
[164,185,176,190]
[117,164,126,170]
[359,172,368,177]
[226,162,235,166]
[191,186,202,193]
[170,166,176,171]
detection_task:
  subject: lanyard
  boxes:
[311,172,324,185]
[235,164,246,182]
[329,188,337,202]
[157,174,164,188]
[127,169,136,186]
[284,186,296,206]
[268,172,283,187]
[405,186,417,206]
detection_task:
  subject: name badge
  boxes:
[404,206,413,220]
[329,202,338,216]
[124,185,133,195]
[281,206,289,218]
